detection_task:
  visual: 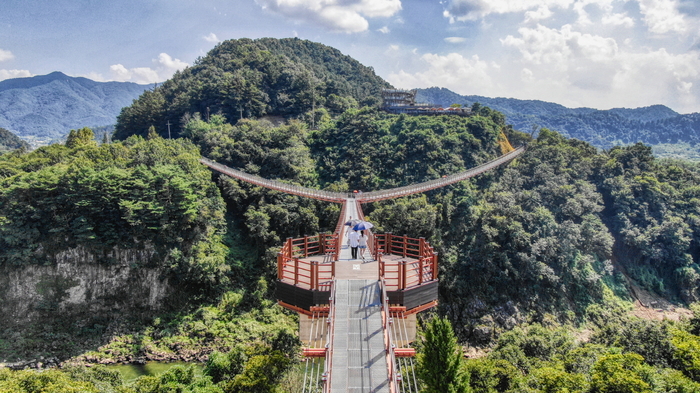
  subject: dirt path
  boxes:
[627,279,691,321]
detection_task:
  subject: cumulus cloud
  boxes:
[392,19,700,112]
[203,33,220,43]
[378,26,390,33]
[108,53,189,84]
[638,0,688,34]
[255,0,402,33]
[499,23,700,109]
[443,0,571,22]
[0,69,32,81]
[525,5,554,22]
[502,24,618,66]
[445,37,466,43]
[602,12,635,27]
[387,52,497,95]
[0,49,15,62]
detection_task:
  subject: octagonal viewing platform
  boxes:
[275,229,438,315]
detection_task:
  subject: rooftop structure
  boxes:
[381,88,472,116]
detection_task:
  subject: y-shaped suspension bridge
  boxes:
[200,146,525,393]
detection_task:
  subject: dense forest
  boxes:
[0,127,29,153]
[3,37,700,392]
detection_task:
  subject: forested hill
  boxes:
[0,127,29,153]
[114,37,392,140]
[418,86,700,149]
[0,72,153,141]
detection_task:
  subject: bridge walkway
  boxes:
[336,199,377,280]
[329,279,389,393]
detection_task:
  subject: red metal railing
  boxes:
[382,280,399,392]
[201,146,525,204]
[323,280,337,393]
[334,202,348,236]
[277,234,338,290]
[375,233,438,291]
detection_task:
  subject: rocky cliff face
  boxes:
[1,246,170,324]
[0,246,173,361]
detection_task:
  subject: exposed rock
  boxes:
[0,245,169,326]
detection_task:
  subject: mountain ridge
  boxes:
[417,87,698,149]
[0,72,154,141]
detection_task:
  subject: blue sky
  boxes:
[2,0,700,113]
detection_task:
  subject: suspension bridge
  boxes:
[200,145,525,393]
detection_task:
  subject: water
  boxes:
[107,361,203,381]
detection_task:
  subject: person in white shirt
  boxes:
[348,230,360,259]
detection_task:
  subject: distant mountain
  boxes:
[417,87,699,149]
[0,127,29,153]
[0,72,154,141]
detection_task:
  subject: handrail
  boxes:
[354,146,525,202]
[382,280,399,392]
[200,146,525,204]
[375,233,438,291]
[200,157,348,203]
[278,234,338,290]
[323,279,337,393]
[334,201,348,235]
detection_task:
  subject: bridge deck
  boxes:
[336,199,378,280]
[330,279,390,393]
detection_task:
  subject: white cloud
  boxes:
[0,49,14,62]
[203,33,220,43]
[602,12,635,27]
[637,0,688,34]
[498,23,700,110]
[387,52,497,95]
[391,20,700,112]
[502,24,618,66]
[157,53,188,71]
[255,0,402,33]
[0,69,31,81]
[525,5,554,22]
[378,26,390,33]
[445,37,466,43]
[443,0,572,22]
[571,0,615,26]
[108,53,189,84]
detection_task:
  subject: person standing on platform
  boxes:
[348,229,360,259]
[358,230,368,261]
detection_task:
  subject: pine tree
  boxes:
[416,316,470,393]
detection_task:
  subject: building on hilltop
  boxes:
[381,88,472,116]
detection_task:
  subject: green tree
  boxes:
[65,127,97,149]
[590,353,651,393]
[417,316,470,393]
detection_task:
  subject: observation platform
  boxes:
[275,199,438,315]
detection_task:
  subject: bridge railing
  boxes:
[381,280,400,392]
[202,146,525,205]
[323,280,337,393]
[375,234,438,291]
[354,146,525,203]
[200,157,349,203]
[277,234,338,290]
